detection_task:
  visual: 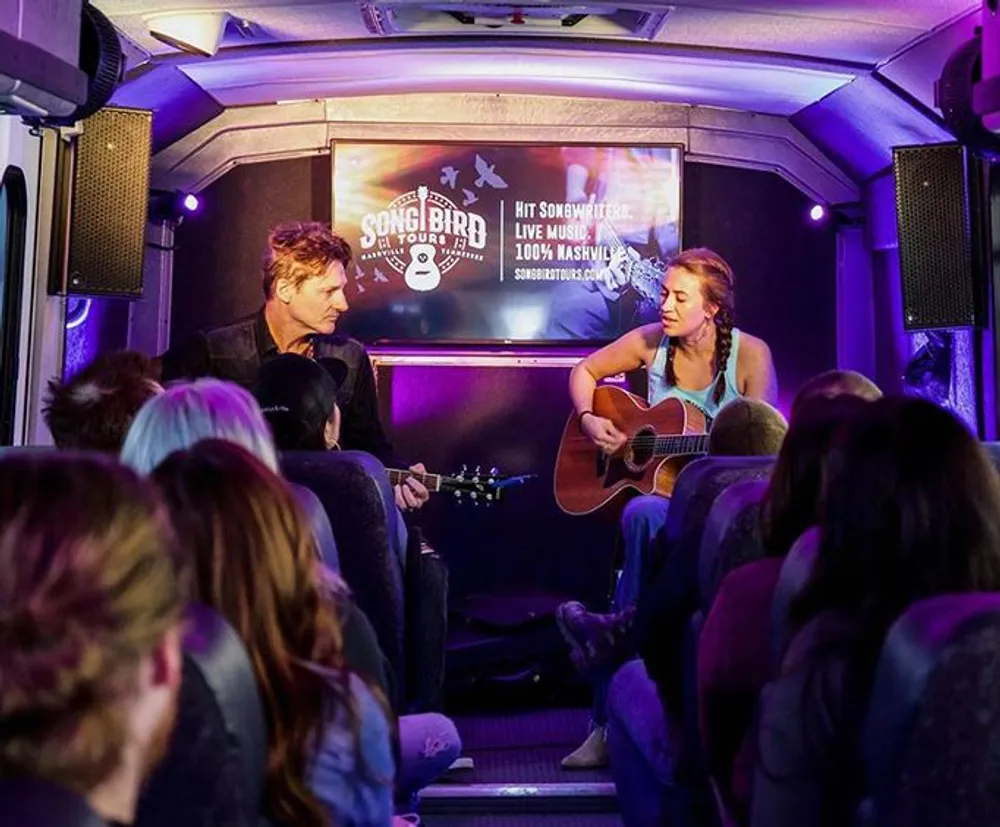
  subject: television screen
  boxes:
[331,141,683,344]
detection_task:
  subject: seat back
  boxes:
[0,778,107,827]
[698,478,768,613]
[663,456,773,567]
[279,450,405,701]
[136,604,268,827]
[290,481,340,573]
[769,527,819,666]
[863,592,1000,827]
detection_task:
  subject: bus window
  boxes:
[0,166,27,446]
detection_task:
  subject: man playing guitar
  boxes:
[556,246,778,768]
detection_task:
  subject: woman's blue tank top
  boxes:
[647,328,743,420]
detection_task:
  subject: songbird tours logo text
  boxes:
[357,186,487,292]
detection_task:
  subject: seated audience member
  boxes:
[0,453,187,826]
[752,396,1000,827]
[557,397,788,768]
[251,352,414,571]
[250,352,469,783]
[42,350,162,451]
[152,440,460,822]
[121,378,280,474]
[252,353,343,451]
[694,392,871,822]
[789,369,881,420]
[758,392,872,558]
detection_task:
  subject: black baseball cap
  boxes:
[252,353,338,451]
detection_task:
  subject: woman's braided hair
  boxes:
[663,247,736,406]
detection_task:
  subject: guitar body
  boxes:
[554,386,708,516]
[404,243,441,291]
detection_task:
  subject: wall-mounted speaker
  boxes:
[65,106,152,298]
[893,142,989,330]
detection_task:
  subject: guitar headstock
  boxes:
[628,258,666,304]
[599,218,664,304]
[443,465,537,506]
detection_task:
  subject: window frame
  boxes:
[0,165,28,446]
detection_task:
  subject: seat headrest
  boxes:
[769,526,819,666]
[698,478,768,612]
[136,603,268,827]
[863,592,1000,825]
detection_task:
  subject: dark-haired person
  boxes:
[752,396,1000,827]
[251,358,473,802]
[669,391,871,825]
[758,392,872,559]
[43,350,162,451]
[789,368,881,421]
[555,247,779,767]
[252,352,347,453]
[158,220,430,515]
[0,453,187,826]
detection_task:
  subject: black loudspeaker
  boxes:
[893,143,988,330]
[67,106,152,297]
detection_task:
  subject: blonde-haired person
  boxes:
[121,378,280,475]
[0,452,188,825]
[120,377,340,573]
[557,247,779,767]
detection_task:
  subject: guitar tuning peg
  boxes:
[489,466,499,477]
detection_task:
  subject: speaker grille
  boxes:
[68,107,152,297]
[893,143,983,331]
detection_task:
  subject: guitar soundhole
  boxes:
[625,426,656,472]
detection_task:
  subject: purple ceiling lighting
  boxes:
[808,203,827,222]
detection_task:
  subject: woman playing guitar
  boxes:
[557,246,778,768]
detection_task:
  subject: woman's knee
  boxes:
[620,495,670,532]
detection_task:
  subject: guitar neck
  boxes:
[387,468,443,492]
[649,433,711,457]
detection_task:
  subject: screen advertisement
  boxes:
[331,141,682,344]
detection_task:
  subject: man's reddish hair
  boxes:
[261,221,352,299]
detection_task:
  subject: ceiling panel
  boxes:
[653,6,926,65]
[878,6,979,110]
[94,0,979,64]
[180,45,854,114]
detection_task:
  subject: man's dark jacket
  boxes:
[158,309,396,466]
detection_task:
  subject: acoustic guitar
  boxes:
[554,385,709,516]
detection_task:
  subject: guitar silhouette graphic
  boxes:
[404,243,441,291]
[404,186,442,291]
